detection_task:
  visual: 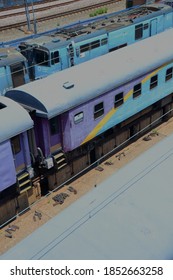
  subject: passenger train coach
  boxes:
[2,27,173,226]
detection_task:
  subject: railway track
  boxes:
[0,0,119,31]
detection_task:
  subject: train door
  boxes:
[68,42,75,67]
[90,147,96,164]
[10,63,25,88]
[150,19,157,36]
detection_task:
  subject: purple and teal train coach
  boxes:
[0,96,34,225]
[6,27,173,190]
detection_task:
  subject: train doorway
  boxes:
[10,63,25,87]
[150,19,157,36]
[90,148,96,164]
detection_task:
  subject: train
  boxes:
[18,2,173,80]
[0,0,43,8]
[1,27,173,226]
[1,2,173,95]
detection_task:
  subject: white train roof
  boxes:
[6,28,173,119]
[0,96,33,143]
[2,130,173,259]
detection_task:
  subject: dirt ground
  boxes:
[1,117,173,256]
[0,1,126,42]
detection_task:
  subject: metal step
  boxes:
[53,151,67,170]
[17,171,32,193]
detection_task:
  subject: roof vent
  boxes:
[63,81,74,89]
[52,38,60,43]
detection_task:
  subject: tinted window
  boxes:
[80,43,90,53]
[94,102,104,119]
[11,135,21,154]
[34,49,49,66]
[90,40,100,49]
[49,117,59,135]
[115,92,124,108]
[51,51,60,64]
[133,83,141,98]
[165,67,173,81]
[150,75,158,89]
[135,24,143,40]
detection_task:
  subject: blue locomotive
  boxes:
[18,3,173,80]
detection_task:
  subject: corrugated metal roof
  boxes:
[6,28,173,119]
[2,132,173,260]
[0,96,33,143]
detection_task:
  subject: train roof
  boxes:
[0,47,26,67]
[20,29,107,51]
[6,28,173,119]
[2,129,173,259]
[0,96,33,143]
[19,3,173,50]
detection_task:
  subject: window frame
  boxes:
[165,67,173,82]
[135,24,143,40]
[49,117,59,135]
[51,50,60,65]
[133,83,142,98]
[74,111,84,124]
[150,74,158,90]
[11,135,21,155]
[114,92,124,108]
[94,102,104,120]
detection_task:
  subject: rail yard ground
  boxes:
[0,0,126,41]
[1,116,173,255]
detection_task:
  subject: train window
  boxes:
[133,83,141,98]
[109,43,127,53]
[74,112,84,124]
[101,38,108,45]
[49,117,59,135]
[150,75,158,90]
[135,24,143,40]
[90,40,100,49]
[94,102,104,119]
[114,92,124,108]
[51,51,60,65]
[11,135,21,155]
[80,43,90,53]
[34,49,49,66]
[165,67,173,81]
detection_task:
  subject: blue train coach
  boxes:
[18,2,173,80]
[6,28,173,190]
